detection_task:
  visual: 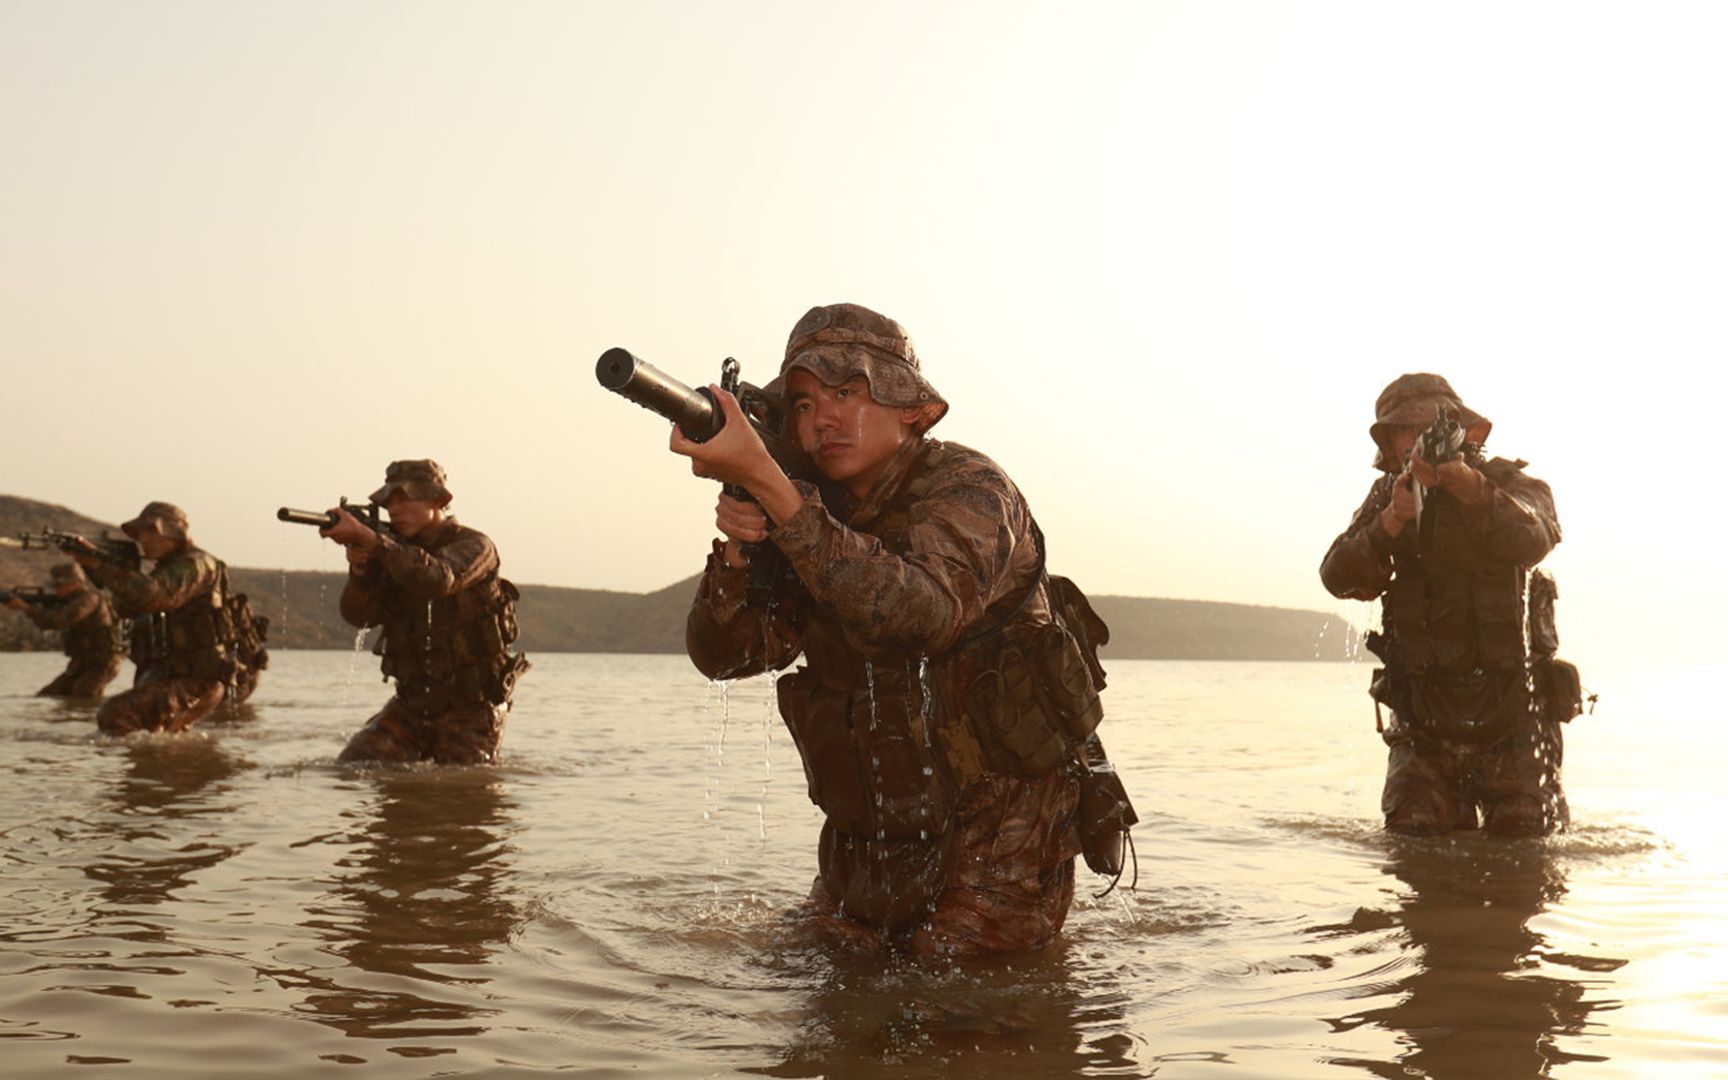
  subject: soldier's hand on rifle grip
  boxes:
[4,594,24,611]
[715,492,772,546]
[1381,470,1418,538]
[1434,458,1486,505]
[61,535,101,567]
[320,506,381,557]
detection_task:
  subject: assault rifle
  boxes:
[275,498,392,539]
[2,585,65,608]
[1,529,141,571]
[596,348,793,604]
[595,349,788,449]
[1408,404,1474,548]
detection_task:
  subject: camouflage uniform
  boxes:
[688,304,1089,955]
[338,461,528,766]
[22,563,124,699]
[87,504,237,735]
[1321,375,1568,835]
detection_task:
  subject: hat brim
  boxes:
[1370,395,1492,471]
[766,344,949,431]
[368,482,454,507]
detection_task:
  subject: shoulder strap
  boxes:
[951,517,1047,651]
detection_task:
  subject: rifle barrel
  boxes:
[595,348,721,441]
[277,507,338,528]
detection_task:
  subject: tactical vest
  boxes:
[373,527,525,715]
[1384,479,1529,676]
[775,440,1105,843]
[1382,462,1533,743]
[64,593,124,664]
[128,550,242,683]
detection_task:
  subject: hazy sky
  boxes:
[4,1,1723,669]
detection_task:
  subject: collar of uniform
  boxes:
[409,514,459,547]
[845,436,933,529]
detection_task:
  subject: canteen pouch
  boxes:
[1076,755,1138,877]
[777,669,950,841]
[1534,657,1584,723]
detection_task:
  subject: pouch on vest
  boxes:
[961,616,1103,778]
[1527,570,1584,723]
[1533,658,1584,723]
[485,652,531,706]
[1408,668,1527,746]
[777,669,951,841]
[1076,739,1138,879]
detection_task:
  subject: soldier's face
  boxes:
[52,579,78,597]
[383,493,440,538]
[1387,426,1417,464]
[135,527,176,560]
[786,371,921,498]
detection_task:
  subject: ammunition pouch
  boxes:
[225,588,270,674]
[960,616,1103,778]
[1407,668,1527,746]
[1533,657,1584,724]
[777,668,951,842]
[379,576,525,709]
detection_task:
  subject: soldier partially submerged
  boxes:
[4,562,124,699]
[76,502,264,734]
[673,302,1134,955]
[319,459,529,765]
[1321,374,1576,836]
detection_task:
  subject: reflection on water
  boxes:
[293,769,520,1041]
[87,737,248,932]
[1322,834,1623,1077]
[749,942,1146,1080]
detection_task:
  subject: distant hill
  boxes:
[2,494,1357,659]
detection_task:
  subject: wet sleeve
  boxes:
[1468,467,1560,567]
[1319,476,1399,601]
[768,465,1036,655]
[375,529,499,600]
[338,563,389,629]
[25,590,100,631]
[95,553,218,615]
[685,540,804,681]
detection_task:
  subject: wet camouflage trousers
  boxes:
[38,655,123,700]
[800,770,1082,956]
[1381,711,1569,836]
[97,676,226,736]
[338,695,507,766]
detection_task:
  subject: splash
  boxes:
[704,678,733,899]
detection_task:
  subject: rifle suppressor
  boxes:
[595,348,723,442]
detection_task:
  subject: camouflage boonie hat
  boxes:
[1370,373,1492,472]
[49,563,87,587]
[767,303,949,431]
[121,501,189,541]
[370,459,453,506]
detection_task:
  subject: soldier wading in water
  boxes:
[76,502,267,734]
[4,562,125,699]
[1321,374,1585,836]
[320,459,529,765]
[674,302,1136,955]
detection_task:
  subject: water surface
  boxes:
[1,651,1721,1077]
